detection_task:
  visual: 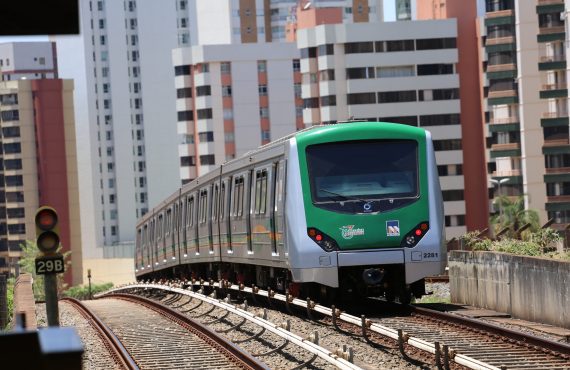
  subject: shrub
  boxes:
[63,282,113,300]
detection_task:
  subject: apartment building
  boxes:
[0,51,82,284]
[297,20,468,237]
[52,0,182,252]
[172,43,301,182]
[481,0,570,227]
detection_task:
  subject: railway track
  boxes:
[63,295,268,369]
[102,282,570,369]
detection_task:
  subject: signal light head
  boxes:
[37,231,60,253]
[36,209,58,231]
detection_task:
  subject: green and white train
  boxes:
[135,122,445,302]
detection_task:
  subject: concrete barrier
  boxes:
[448,251,570,328]
[13,273,37,330]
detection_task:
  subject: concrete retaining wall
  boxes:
[448,251,570,328]
[13,273,37,330]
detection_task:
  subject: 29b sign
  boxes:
[35,255,64,275]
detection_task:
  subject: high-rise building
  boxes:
[0,42,82,284]
[52,0,181,252]
[172,43,301,182]
[297,19,469,237]
[417,1,489,232]
[480,0,569,227]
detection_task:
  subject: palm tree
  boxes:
[490,195,539,237]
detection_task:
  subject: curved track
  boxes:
[65,295,268,370]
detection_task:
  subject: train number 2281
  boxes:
[423,252,439,259]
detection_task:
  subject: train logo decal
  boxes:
[339,225,365,240]
[363,202,373,212]
[386,220,400,237]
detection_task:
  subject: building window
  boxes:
[377,65,415,78]
[221,62,231,74]
[109,178,115,188]
[320,95,336,107]
[445,215,465,227]
[347,92,376,105]
[2,126,20,138]
[106,131,112,140]
[258,84,268,96]
[260,107,269,118]
[293,59,300,72]
[261,130,271,141]
[257,61,267,72]
[222,85,232,97]
[5,175,23,186]
[107,163,114,172]
[176,87,192,98]
[197,108,213,119]
[345,42,373,54]
[198,131,214,142]
[417,64,454,76]
[200,154,215,165]
[416,38,456,50]
[174,65,191,76]
[3,143,21,154]
[294,83,302,98]
[177,110,193,121]
[180,156,195,166]
[223,108,233,120]
[1,110,19,121]
[418,88,459,101]
[319,69,335,81]
[433,139,462,151]
[419,114,460,127]
[6,208,25,218]
[300,47,317,58]
[100,35,106,45]
[97,1,103,11]
[196,85,211,96]
[318,44,334,56]
[438,164,463,176]
[377,90,417,103]
[346,67,375,79]
[3,159,22,170]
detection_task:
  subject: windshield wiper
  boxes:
[319,188,370,203]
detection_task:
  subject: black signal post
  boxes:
[35,206,64,327]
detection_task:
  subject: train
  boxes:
[134,121,446,303]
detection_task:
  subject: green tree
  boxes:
[490,195,539,237]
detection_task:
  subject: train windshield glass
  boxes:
[306,140,418,203]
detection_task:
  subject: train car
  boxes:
[135,121,445,302]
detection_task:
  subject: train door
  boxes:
[197,186,212,254]
[211,182,221,253]
[250,165,273,256]
[185,193,198,257]
[165,207,173,262]
[157,212,165,264]
[229,173,247,253]
[219,177,231,253]
[143,223,150,269]
[136,227,143,271]
[246,170,253,253]
[177,198,184,261]
[274,160,287,254]
[151,218,158,268]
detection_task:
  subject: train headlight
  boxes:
[307,227,339,252]
[400,222,429,248]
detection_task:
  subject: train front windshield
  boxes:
[306,140,418,204]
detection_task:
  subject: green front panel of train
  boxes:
[296,122,430,250]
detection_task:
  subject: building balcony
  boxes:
[540,83,568,98]
[490,117,519,124]
[487,63,516,73]
[486,36,515,46]
[485,9,514,26]
[547,195,570,203]
[492,169,521,177]
[488,90,517,99]
[539,26,565,35]
[491,142,520,151]
[539,55,567,71]
[544,138,570,147]
[536,0,565,15]
[541,112,569,127]
[545,167,570,174]
[485,9,514,18]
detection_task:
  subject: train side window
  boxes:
[187,196,194,226]
[254,169,268,215]
[158,214,163,239]
[232,176,244,217]
[220,182,226,218]
[173,204,178,233]
[199,189,208,224]
[213,185,219,221]
[261,170,268,214]
[165,208,171,236]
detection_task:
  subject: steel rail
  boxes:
[60,297,140,370]
[105,293,270,370]
[104,285,364,370]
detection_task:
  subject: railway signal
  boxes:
[34,206,63,326]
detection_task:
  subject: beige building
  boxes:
[482,0,570,227]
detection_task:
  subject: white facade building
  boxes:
[52,0,181,253]
[172,43,301,182]
[0,42,58,80]
[297,20,467,237]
